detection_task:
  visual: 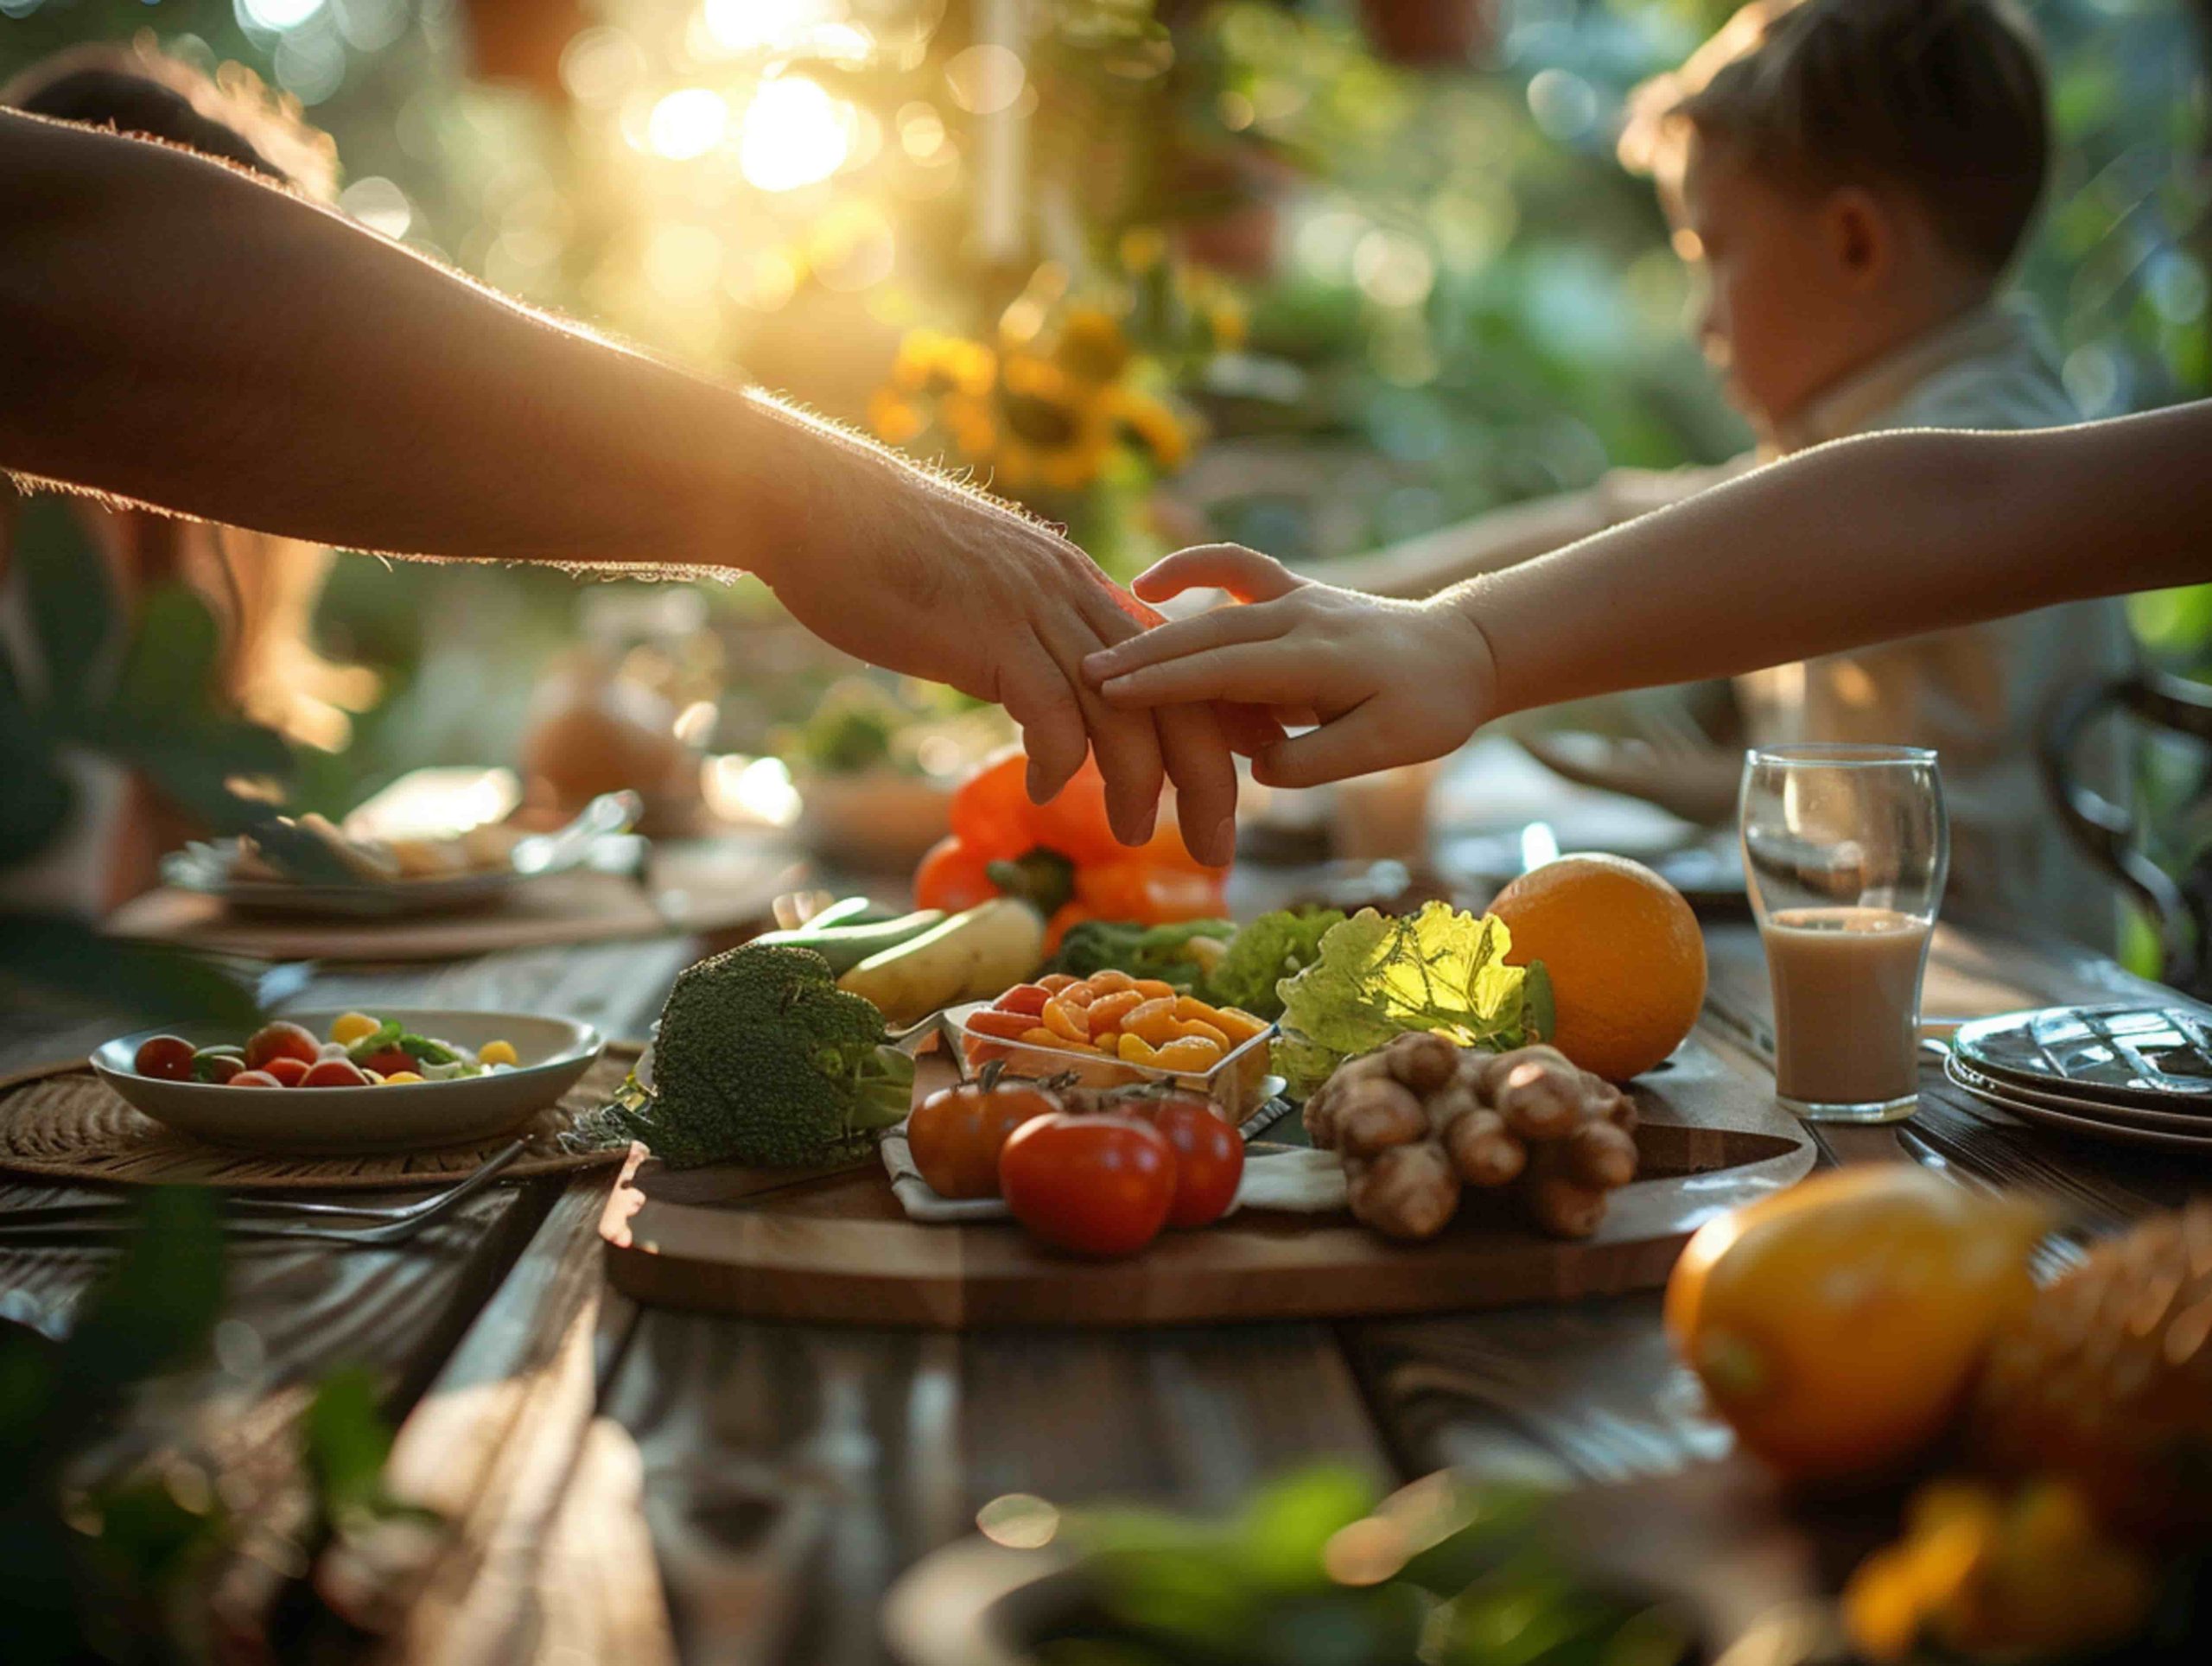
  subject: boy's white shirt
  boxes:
[1597,302,2134,945]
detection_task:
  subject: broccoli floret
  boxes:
[604,943,914,1169]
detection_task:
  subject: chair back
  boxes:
[2041,670,2212,992]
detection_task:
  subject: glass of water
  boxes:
[1740,745,1948,1123]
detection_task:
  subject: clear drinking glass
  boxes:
[1739,745,1948,1123]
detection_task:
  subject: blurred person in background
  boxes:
[0,79,1242,867]
[1317,0,2133,945]
[0,43,377,913]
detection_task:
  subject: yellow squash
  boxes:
[1665,1166,2049,1483]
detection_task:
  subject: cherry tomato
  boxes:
[913,835,1000,912]
[193,1051,245,1085]
[948,749,1038,858]
[302,1059,371,1088]
[231,1070,283,1088]
[356,1047,416,1079]
[1027,756,1122,867]
[1135,1093,1245,1228]
[907,1077,1063,1199]
[263,1057,310,1087]
[998,1113,1176,1257]
[133,1035,196,1080]
[245,1021,321,1071]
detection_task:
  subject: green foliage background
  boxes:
[3,0,2208,798]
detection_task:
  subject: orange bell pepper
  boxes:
[922,747,1231,929]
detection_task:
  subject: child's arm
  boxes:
[1317,462,1746,598]
[1085,405,2212,786]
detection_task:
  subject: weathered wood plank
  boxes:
[603,1312,1394,1666]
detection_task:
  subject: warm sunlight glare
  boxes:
[648,87,728,160]
[740,77,852,192]
[702,0,842,54]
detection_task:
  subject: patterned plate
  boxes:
[1948,1004,2212,1112]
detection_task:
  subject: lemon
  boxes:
[329,1011,381,1046]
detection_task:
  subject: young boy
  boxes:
[1299,0,2133,943]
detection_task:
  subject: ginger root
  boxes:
[1309,1040,1640,1242]
[1347,1143,1461,1241]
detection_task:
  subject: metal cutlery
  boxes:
[0,1139,526,1247]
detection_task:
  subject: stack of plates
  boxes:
[1944,1005,2212,1153]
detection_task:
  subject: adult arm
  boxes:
[0,109,1235,855]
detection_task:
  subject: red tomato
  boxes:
[907,1078,1063,1199]
[1136,1093,1245,1228]
[263,1057,310,1087]
[193,1052,245,1084]
[231,1070,283,1088]
[998,1113,1176,1257]
[356,1047,416,1079]
[1027,757,1122,867]
[948,749,1038,859]
[302,1059,371,1088]
[133,1035,196,1080]
[913,836,1000,912]
[245,1021,321,1071]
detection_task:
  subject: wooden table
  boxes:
[3,914,2203,1665]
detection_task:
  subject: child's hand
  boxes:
[1081,545,1497,787]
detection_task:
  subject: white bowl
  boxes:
[91,1008,605,1155]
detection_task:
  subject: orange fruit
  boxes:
[1488,853,1705,1082]
[1665,1167,2049,1482]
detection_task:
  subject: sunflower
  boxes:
[995,353,1110,492]
[888,328,995,398]
[1107,388,1193,472]
[1054,305,1133,384]
[866,386,927,447]
[940,391,1000,463]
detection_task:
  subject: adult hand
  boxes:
[758,451,1240,865]
[1081,544,1497,788]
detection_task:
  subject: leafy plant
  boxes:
[0,498,282,1027]
[1274,904,1551,1097]
[1031,1466,1691,1666]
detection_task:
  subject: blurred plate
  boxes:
[162,792,640,919]
[162,860,531,919]
[92,1009,604,1155]
[1943,1056,2212,1154]
[1943,1053,2212,1133]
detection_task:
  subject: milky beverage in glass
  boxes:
[1762,906,1932,1107]
[1740,745,1947,1122]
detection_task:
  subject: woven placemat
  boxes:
[0,1045,641,1190]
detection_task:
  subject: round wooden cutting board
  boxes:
[597,1040,1816,1329]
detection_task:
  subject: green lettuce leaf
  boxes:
[1272,903,1544,1097]
[1202,907,1346,1021]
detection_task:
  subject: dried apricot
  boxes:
[1042,996,1091,1044]
[1123,999,1181,1046]
[1154,1036,1224,1071]
[1118,1033,1164,1067]
[1084,990,1144,1033]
